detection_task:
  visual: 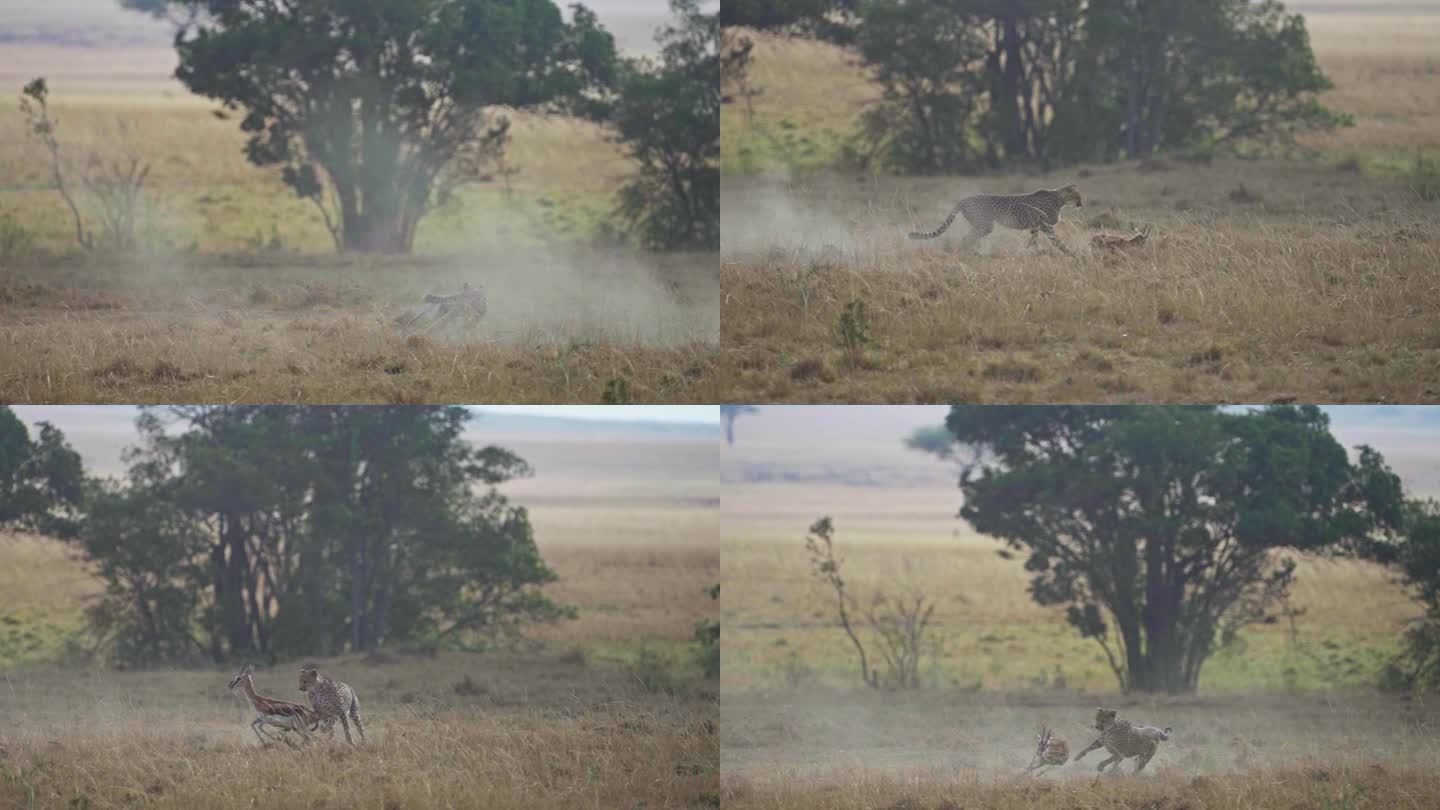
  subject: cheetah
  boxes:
[1074,707,1172,774]
[909,185,1083,255]
[1023,726,1070,776]
[299,664,366,745]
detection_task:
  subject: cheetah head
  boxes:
[299,664,321,693]
[1094,707,1119,731]
[1060,184,1084,208]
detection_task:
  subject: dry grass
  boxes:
[0,47,719,404]
[720,164,1440,403]
[0,653,718,810]
[723,761,1440,810]
[720,493,1419,693]
[722,689,1440,781]
[0,480,719,807]
[0,256,719,403]
[0,48,636,253]
[1301,13,1440,154]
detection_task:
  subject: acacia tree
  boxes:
[940,405,1405,694]
[1076,0,1347,160]
[120,0,617,254]
[79,405,572,665]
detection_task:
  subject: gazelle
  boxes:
[1023,726,1070,776]
[227,664,318,747]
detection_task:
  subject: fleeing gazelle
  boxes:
[1023,726,1070,776]
[228,663,318,747]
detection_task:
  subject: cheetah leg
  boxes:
[1040,224,1072,256]
[1097,753,1123,773]
[1028,229,1040,249]
[349,700,366,743]
[339,713,355,745]
[1074,738,1104,761]
[1134,751,1155,773]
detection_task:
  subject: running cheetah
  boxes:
[1024,726,1070,776]
[299,664,366,745]
[1074,707,1172,774]
[909,185,1083,255]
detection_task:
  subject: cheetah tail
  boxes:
[908,200,964,240]
[1161,727,1173,740]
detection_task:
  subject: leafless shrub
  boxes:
[805,517,941,689]
[20,78,152,253]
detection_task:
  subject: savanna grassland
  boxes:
[719,406,1440,808]
[719,10,1440,403]
[0,24,719,404]
[0,420,720,809]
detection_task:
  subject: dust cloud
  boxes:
[722,690,1440,786]
[721,173,987,265]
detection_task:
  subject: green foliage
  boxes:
[694,583,719,678]
[836,299,870,365]
[601,377,631,404]
[1410,153,1440,202]
[944,405,1406,693]
[902,425,956,461]
[850,0,987,174]
[807,0,1348,169]
[630,645,679,693]
[613,1,719,251]
[123,0,618,254]
[0,407,86,539]
[0,210,38,264]
[1368,501,1440,691]
[75,406,573,666]
[720,0,839,30]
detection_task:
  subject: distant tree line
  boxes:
[1,405,569,667]
[724,0,1349,173]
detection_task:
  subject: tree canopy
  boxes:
[121,0,617,254]
[938,405,1405,693]
[78,405,570,666]
[0,408,86,540]
[612,0,719,251]
[1365,500,1440,691]
[836,0,1349,173]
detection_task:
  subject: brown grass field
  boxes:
[0,418,720,808]
[718,11,1440,403]
[0,35,718,404]
[719,405,1440,808]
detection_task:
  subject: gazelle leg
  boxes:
[252,718,273,746]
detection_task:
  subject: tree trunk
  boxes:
[217,514,252,658]
[999,13,1027,161]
